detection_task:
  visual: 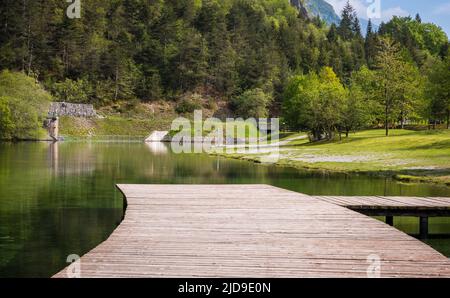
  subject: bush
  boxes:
[0,97,13,139]
[111,98,142,117]
[136,73,163,101]
[175,93,203,114]
[231,88,273,119]
[0,70,52,140]
[8,97,42,139]
[51,78,93,103]
[0,70,51,114]
[93,80,116,105]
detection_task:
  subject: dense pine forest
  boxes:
[0,0,449,139]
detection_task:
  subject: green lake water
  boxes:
[0,142,449,277]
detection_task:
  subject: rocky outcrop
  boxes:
[303,0,340,25]
[48,102,96,118]
[290,0,341,25]
[291,1,373,34]
[145,131,170,142]
[43,117,59,141]
[289,0,310,19]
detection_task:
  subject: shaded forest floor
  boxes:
[213,129,450,187]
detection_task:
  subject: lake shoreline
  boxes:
[208,129,450,188]
[4,127,448,188]
[211,152,450,188]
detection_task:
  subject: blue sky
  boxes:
[326,0,450,36]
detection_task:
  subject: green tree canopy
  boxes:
[426,53,450,128]
[283,67,347,141]
[231,88,273,119]
[0,70,52,140]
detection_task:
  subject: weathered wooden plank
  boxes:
[54,185,450,278]
[314,196,450,209]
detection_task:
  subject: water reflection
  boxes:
[0,141,449,278]
[48,142,58,174]
[47,142,96,176]
[145,142,169,155]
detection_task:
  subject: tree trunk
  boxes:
[310,129,323,142]
[26,4,32,76]
[385,87,389,136]
[327,129,334,141]
[385,105,389,136]
[21,0,27,72]
[27,44,32,76]
[447,109,450,129]
[400,110,405,129]
[314,130,321,142]
[114,66,119,101]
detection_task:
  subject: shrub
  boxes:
[0,70,51,114]
[175,93,203,114]
[0,96,13,139]
[51,78,93,103]
[136,73,163,101]
[0,70,52,139]
[231,88,273,119]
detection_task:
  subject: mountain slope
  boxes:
[289,0,309,18]
[303,0,340,25]
[290,0,376,35]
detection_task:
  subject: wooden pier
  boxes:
[314,196,450,239]
[54,185,450,278]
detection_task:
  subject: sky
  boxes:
[325,0,450,36]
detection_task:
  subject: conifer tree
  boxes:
[338,1,356,41]
[365,19,378,68]
[415,13,422,23]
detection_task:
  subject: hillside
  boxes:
[303,0,340,25]
[292,0,376,34]
[0,0,448,137]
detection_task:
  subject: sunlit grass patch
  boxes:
[214,129,450,186]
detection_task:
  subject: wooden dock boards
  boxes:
[313,196,450,217]
[313,196,450,239]
[54,185,450,278]
[313,196,450,209]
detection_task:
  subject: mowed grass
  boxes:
[285,129,450,171]
[217,129,450,186]
[169,120,263,139]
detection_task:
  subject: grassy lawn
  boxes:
[169,119,263,139]
[214,129,450,186]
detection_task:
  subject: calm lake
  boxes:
[1,142,449,277]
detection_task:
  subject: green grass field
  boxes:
[169,119,263,139]
[216,129,450,186]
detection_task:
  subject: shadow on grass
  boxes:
[405,139,450,150]
[284,135,382,148]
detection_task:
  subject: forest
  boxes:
[0,0,449,139]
